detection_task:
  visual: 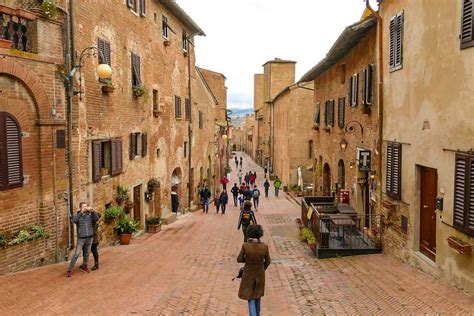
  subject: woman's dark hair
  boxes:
[243,201,252,210]
[247,224,263,239]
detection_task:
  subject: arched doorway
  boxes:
[338,159,345,194]
[323,163,331,196]
[171,168,182,212]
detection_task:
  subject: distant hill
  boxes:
[228,108,254,118]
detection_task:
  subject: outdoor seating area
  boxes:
[302,197,383,259]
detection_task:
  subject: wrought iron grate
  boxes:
[0,13,30,52]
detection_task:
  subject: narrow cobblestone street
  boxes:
[0,153,472,315]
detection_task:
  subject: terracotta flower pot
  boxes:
[147,224,161,234]
[120,233,132,245]
[447,236,472,254]
[308,243,316,251]
[101,85,115,94]
[0,39,13,49]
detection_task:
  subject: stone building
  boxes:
[253,58,296,171]
[378,0,473,294]
[272,82,314,189]
[299,16,379,223]
[231,126,243,152]
[0,1,67,273]
[242,113,254,157]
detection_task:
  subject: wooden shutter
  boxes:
[98,38,111,66]
[392,142,402,200]
[111,139,122,176]
[454,155,467,228]
[348,77,353,106]
[131,53,141,86]
[366,64,373,105]
[141,133,147,157]
[395,13,404,68]
[353,74,358,106]
[140,0,147,17]
[92,140,102,182]
[324,101,329,126]
[2,113,23,189]
[389,16,396,69]
[127,0,134,8]
[461,0,474,48]
[199,111,203,129]
[185,98,191,120]
[162,15,168,38]
[329,100,335,126]
[56,130,65,149]
[175,96,181,118]
[468,157,474,233]
[386,143,393,196]
[362,68,367,105]
[314,103,321,125]
[129,133,136,160]
[338,97,345,128]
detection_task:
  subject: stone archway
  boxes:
[323,163,331,196]
[171,167,182,212]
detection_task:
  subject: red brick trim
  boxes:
[0,57,50,122]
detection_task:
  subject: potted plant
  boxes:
[104,206,123,223]
[101,79,115,94]
[0,39,12,49]
[133,85,149,102]
[115,185,129,205]
[0,233,7,248]
[40,0,58,19]
[300,227,317,251]
[116,215,140,245]
[147,178,159,193]
[447,236,472,254]
[146,216,162,233]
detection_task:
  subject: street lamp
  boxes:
[339,120,364,152]
[339,137,348,152]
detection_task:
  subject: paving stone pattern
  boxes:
[0,152,472,315]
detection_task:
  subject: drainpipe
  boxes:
[187,35,193,210]
[365,0,384,213]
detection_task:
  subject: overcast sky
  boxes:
[179,0,373,109]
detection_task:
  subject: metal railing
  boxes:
[312,213,384,250]
[0,12,32,52]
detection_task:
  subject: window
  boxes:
[338,97,345,128]
[198,111,203,129]
[314,102,321,126]
[131,53,141,87]
[162,15,169,39]
[175,96,182,119]
[92,139,122,182]
[338,159,345,190]
[308,140,313,159]
[386,142,402,200]
[126,0,137,11]
[362,65,373,106]
[349,73,358,107]
[129,132,147,160]
[340,64,346,84]
[0,112,23,190]
[184,142,187,158]
[185,98,191,121]
[461,0,474,49]
[139,0,146,17]
[56,130,65,149]
[389,11,404,71]
[325,100,334,127]
[182,30,188,52]
[97,38,111,66]
[153,89,160,117]
[453,153,474,236]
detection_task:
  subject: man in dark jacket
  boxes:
[263,180,270,198]
[237,201,257,242]
[200,185,212,213]
[82,210,101,271]
[231,183,239,207]
[67,202,99,277]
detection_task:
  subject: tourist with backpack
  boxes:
[273,176,282,197]
[237,201,257,242]
[231,183,239,207]
[252,185,261,209]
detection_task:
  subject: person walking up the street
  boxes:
[263,180,270,198]
[67,202,99,277]
[240,156,243,168]
[237,201,257,242]
[231,183,239,207]
[238,194,245,209]
[244,172,250,187]
[237,169,243,185]
[237,224,271,316]
[249,172,256,186]
[235,157,239,169]
[221,175,229,191]
[273,176,282,197]
[252,185,261,210]
[200,185,212,213]
[244,185,253,201]
[264,166,268,179]
[214,190,221,213]
[220,190,229,214]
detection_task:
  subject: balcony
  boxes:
[302,196,384,258]
[0,4,37,52]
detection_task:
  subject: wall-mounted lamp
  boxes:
[340,137,348,152]
[369,170,377,180]
[349,162,355,170]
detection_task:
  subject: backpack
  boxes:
[241,211,254,226]
[253,189,260,198]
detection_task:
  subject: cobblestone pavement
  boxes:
[1,152,473,315]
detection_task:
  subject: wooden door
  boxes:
[133,185,141,223]
[323,163,331,195]
[420,167,437,261]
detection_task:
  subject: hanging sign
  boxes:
[358,150,372,172]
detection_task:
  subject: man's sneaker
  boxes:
[81,266,90,273]
[91,263,99,271]
[66,270,72,278]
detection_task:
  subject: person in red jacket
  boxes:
[249,173,256,186]
[220,175,229,190]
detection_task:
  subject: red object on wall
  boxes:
[340,189,350,204]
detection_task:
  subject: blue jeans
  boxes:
[203,198,209,213]
[248,299,261,316]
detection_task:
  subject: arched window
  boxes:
[0,112,23,190]
[338,159,345,191]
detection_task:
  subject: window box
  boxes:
[133,85,148,99]
[101,85,115,94]
[447,236,473,254]
[0,39,12,49]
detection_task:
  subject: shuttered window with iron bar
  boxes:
[139,0,147,17]
[349,74,358,107]
[314,102,321,126]
[362,65,373,106]
[386,142,402,200]
[338,97,345,128]
[453,154,474,236]
[185,98,191,121]
[325,100,335,127]
[389,11,404,71]
[131,53,141,87]
[97,38,111,66]
[0,112,23,190]
[92,139,122,182]
[461,0,474,49]
[162,15,169,38]
[175,96,182,119]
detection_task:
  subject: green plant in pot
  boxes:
[0,233,7,248]
[146,216,162,234]
[147,178,159,193]
[132,85,149,102]
[116,215,140,245]
[101,79,115,93]
[41,0,58,19]
[104,206,123,223]
[115,185,130,205]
